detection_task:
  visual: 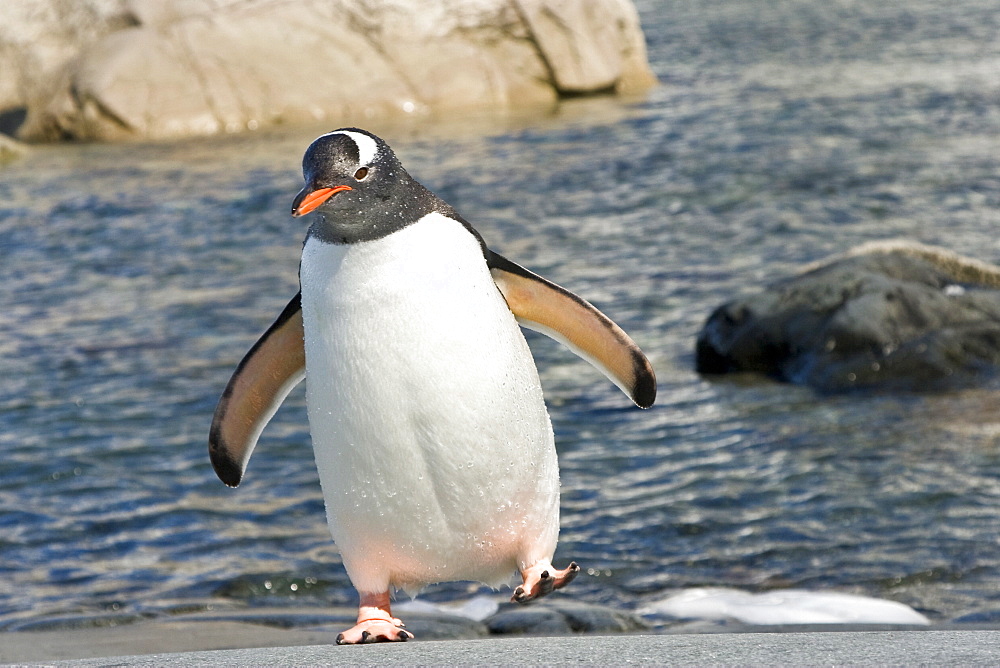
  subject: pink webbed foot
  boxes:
[336,591,414,645]
[336,618,412,645]
[511,560,580,603]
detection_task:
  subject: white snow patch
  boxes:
[639,588,930,626]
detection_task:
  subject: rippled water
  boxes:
[3,0,1000,630]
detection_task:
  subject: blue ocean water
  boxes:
[2,0,1000,630]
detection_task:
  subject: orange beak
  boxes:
[292,185,353,217]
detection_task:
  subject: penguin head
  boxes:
[291,128,400,219]
[291,128,453,244]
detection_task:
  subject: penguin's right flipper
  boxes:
[487,251,656,409]
[209,293,305,487]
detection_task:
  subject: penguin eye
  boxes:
[354,167,369,181]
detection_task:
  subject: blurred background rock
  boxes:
[0,0,656,142]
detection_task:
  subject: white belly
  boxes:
[300,213,559,594]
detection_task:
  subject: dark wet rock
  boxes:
[1,0,656,142]
[697,241,1000,392]
[487,605,574,635]
[953,610,1000,624]
[397,613,491,640]
[546,599,650,633]
[486,600,649,635]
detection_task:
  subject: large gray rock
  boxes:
[0,0,656,142]
[486,599,649,635]
[0,1,133,123]
[696,241,1000,392]
[513,0,654,95]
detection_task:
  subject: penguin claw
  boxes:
[337,592,414,644]
[512,560,580,603]
[336,619,413,645]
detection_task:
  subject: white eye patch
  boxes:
[321,129,379,167]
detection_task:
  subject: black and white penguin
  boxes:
[209,128,655,644]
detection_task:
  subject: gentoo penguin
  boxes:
[209,128,656,644]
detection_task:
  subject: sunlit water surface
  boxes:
[2,0,1000,630]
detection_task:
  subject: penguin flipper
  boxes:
[487,251,656,408]
[209,293,306,487]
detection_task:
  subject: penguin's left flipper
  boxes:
[487,251,656,409]
[209,293,306,487]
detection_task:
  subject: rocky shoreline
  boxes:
[0,0,655,143]
[2,603,991,664]
[6,585,970,663]
[2,598,649,637]
[0,598,649,662]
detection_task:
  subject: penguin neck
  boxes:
[308,211,405,245]
[307,180,460,246]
